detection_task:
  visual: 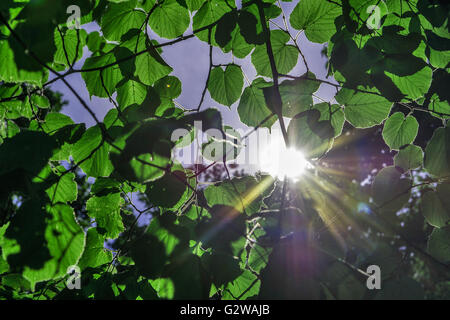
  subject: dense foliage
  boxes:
[0,0,449,300]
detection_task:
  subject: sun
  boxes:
[258,134,312,181]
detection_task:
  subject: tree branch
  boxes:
[256,0,289,146]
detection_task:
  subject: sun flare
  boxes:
[258,135,312,181]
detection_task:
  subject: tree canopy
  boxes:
[0,0,449,300]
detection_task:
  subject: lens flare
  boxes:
[258,135,312,181]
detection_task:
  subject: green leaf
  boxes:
[164,254,208,299]
[321,262,365,300]
[279,72,321,117]
[201,126,242,162]
[202,251,242,287]
[184,108,223,132]
[394,145,423,170]
[149,0,190,39]
[422,184,450,228]
[0,131,57,177]
[215,11,238,48]
[222,270,260,300]
[386,65,433,100]
[196,205,246,252]
[90,177,121,195]
[103,109,124,130]
[149,277,175,298]
[208,65,243,107]
[238,78,275,129]
[237,7,264,45]
[81,52,122,98]
[203,175,274,215]
[222,25,254,58]
[314,103,345,138]
[111,119,180,182]
[427,227,450,264]
[0,119,20,142]
[128,152,168,183]
[45,170,78,204]
[192,0,232,43]
[119,31,173,86]
[86,31,104,53]
[78,228,112,270]
[116,79,147,111]
[290,0,341,43]
[130,233,167,279]
[428,46,450,69]
[145,170,188,209]
[154,76,182,100]
[1,274,31,292]
[146,220,179,259]
[287,108,335,158]
[0,84,32,120]
[185,0,203,11]
[71,126,114,178]
[0,39,48,85]
[146,212,191,260]
[0,253,9,275]
[251,30,299,77]
[135,46,172,86]
[41,113,75,134]
[424,125,450,178]
[382,112,419,150]
[336,89,392,128]
[428,94,450,120]
[53,28,87,67]
[247,243,271,273]
[347,0,390,33]
[136,0,157,10]
[0,202,85,289]
[86,192,124,239]
[8,20,56,72]
[372,166,411,215]
[31,94,50,109]
[367,49,430,101]
[101,0,147,41]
